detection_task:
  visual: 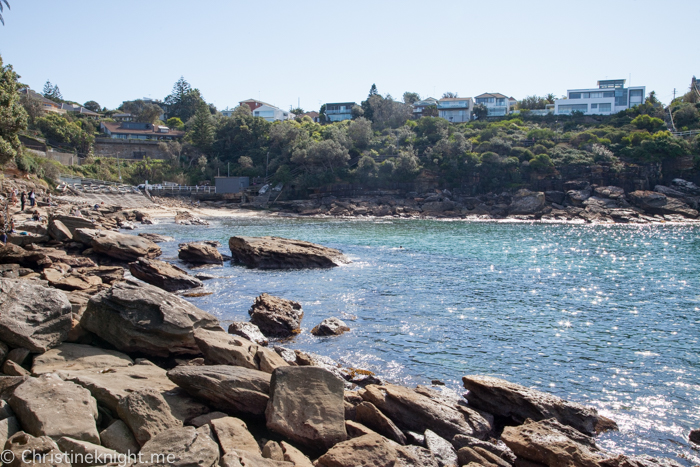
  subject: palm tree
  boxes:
[0,0,10,26]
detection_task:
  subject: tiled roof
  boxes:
[475,92,508,99]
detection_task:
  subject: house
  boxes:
[60,103,100,118]
[113,112,133,122]
[238,99,292,121]
[19,88,65,114]
[100,121,184,141]
[324,102,355,122]
[412,97,439,118]
[303,111,320,123]
[437,97,473,123]
[509,97,517,109]
[554,79,645,116]
[474,93,511,117]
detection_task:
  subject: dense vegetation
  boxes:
[6,54,700,194]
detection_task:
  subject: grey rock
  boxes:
[248,293,303,337]
[178,242,223,265]
[81,280,221,357]
[51,215,97,236]
[671,178,700,195]
[594,186,626,199]
[462,375,615,436]
[690,428,700,444]
[228,322,269,346]
[138,426,219,467]
[425,429,458,467]
[0,279,72,353]
[188,411,227,427]
[451,434,516,464]
[48,219,73,242]
[99,420,140,455]
[9,373,99,443]
[56,437,121,467]
[137,233,175,243]
[6,348,31,366]
[211,417,260,455]
[279,441,314,466]
[355,401,406,445]
[509,189,545,215]
[0,416,20,448]
[228,236,350,269]
[262,441,284,461]
[193,328,287,373]
[167,364,271,415]
[628,190,698,218]
[544,191,566,205]
[311,317,350,337]
[116,388,183,446]
[128,257,203,292]
[4,431,71,467]
[266,366,347,451]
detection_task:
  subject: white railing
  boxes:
[148,185,216,194]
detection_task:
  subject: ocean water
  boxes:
[140,216,700,465]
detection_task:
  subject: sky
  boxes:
[1,0,698,112]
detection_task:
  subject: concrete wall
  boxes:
[215,177,250,194]
[93,139,168,160]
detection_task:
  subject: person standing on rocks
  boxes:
[20,191,26,211]
[29,190,35,207]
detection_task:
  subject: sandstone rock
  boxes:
[75,266,124,285]
[175,211,210,226]
[228,322,269,346]
[6,348,31,366]
[279,441,314,467]
[99,420,140,455]
[315,433,397,467]
[81,280,221,357]
[0,376,28,399]
[228,236,350,269]
[595,186,626,199]
[128,258,203,292]
[456,447,495,467]
[360,384,487,442]
[178,242,223,264]
[311,318,350,337]
[2,361,30,377]
[48,220,73,242]
[137,233,175,243]
[117,388,183,446]
[396,445,440,467]
[0,263,20,278]
[9,374,99,443]
[462,375,613,436]
[89,229,162,261]
[471,447,511,467]
[73,228,100,246]
[49,274,101,292]
[0,399,14,419]
[167,364,271,415]
[501,418,604,467]
[188,411,227,427]
[451,434,516,464]
[567,188,592,205]
[262,441,284,461]
[211,417,260,455]
[510,190,545,215]
[221,452,293,467]
[0,416,20,448]
[59,362,208,423]
[51,215,97,236]
[0,279,72,353]
[0,243,51,268]
[424,429,458,467]
[266,366,346,451]
[138,426,219,467]
[31,343,133,375]
[193,328,258,369]
[629,190,699,218]
[355,402,406,445]
[56,437,121,467]
[545,191,566,205]
[4,431,71,467]
[421,200,456,214]
[249,293,303,337]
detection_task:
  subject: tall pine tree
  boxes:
[0,55,28,165]
[188,103,215,153]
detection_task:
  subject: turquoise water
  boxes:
[141,217,700,464]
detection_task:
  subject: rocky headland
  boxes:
[0,195,695,467]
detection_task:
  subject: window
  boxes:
[581,93,590,98]
[591,103,598,109]
[598,103,611,112]
[590,92,603,98]
[569,92,582,99]
[603,92,614,98]
[496,98,505,106]
[558,104,588,113]
[629,89,643,104]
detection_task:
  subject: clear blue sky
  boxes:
[1,0,698,112]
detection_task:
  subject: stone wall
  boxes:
[93,139,168,160]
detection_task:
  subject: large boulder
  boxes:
[99,420,140,455]
[0,279,72,353]
[249,293,303,337]
[50,215,97,236]
[31,343,133,375]
[4,431,71,467]
[55,437,121,467]
[316,433,435,467]
[462,375,615,436]
[228,322,269,346]
[9,374,99,443]
[48,219,72,242]
[628,190,698,218]
[210,417,260,455]
[193,328,287,373]
[509,189,545,214]
[90,229,162,261]
[266,366,347,451]
[116,388,183,446]
[424,430,458,467]
[360,384,490,442]
[81,280,221,357]
[229,236,350,269]
[167,364,271,416]
[128,258,203,292]
[59,361,208,423]
[178,242,223,264]
[138,426,219,467]
[0,243,52,268]
[355,402,406,445]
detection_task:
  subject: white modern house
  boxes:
[251,103,292,122]
[437,97,473,123]
[554,79,645,115]
[474,93,511,117]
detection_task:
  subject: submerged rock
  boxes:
[249,293,304,337]
[229,236,350,269]
[311,317,350,336]
[138,232,175,243]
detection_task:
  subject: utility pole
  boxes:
[673,88,676,101]
[265,151,269,179]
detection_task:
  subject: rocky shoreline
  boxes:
[0,197,696,466]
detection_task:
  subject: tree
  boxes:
[20,92,43,124]
[351,105,364,120]
[290,107,304,116]
[0,55,28,165]
[631,114,666,132]
[369,84,378,96]
[42,80,62,102]
[442,92,458,99]
[120,99,163,124]
[188,104,215,153]
[157,141,183,167]
[473,104,488,120]
[83,101,101,112]
[361,85,380,121]
[319,104,327,124]
[403,92,420,105]
[164,77,205,122]
[347,117,373,148]
[517,95,554,110]
[166,117,184,130]
[422,105,438,117]
[645,91,661,107]
[0,0,11,26]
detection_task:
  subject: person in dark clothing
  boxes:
[20,191,26,211]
